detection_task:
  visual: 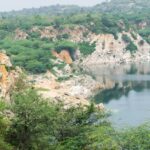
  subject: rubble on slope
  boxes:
[28,70,105,108]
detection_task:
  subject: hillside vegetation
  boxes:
[0,0,150,73]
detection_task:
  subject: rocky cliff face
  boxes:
[0,52,21,100]
[82,31,150,66]
[52,50,73,64]
[15,26,150,66]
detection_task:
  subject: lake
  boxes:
[86,62,150,128]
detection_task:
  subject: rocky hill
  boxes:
[83,31,150,65]
[14,25,150,65]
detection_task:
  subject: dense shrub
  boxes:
[28,31,41,39]
[139,28,150,43]
[139,40,145,46]
[122,34,131,43]
[61,33,69,39]
[126,41,138,53]
[0,102,13,150]
[79,42,96,56]
[0,30,9,40]
[119,125,150,150]
[87,124,150,150]
[0,38,56,74]
[25,60,47,73]
[131,32,137,40]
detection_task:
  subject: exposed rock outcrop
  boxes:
[52,50,73,64]
[15,29,28,40]
[28,72,103,107]
[82,32,150,66]
[31,25,89,42]
[0,52,21,99]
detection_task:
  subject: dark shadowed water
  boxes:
[87,62,150,127]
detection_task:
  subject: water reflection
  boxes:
[85,62,150,127]
[94,81,150,104]
[85,62,150,104]
[126,64,138,74]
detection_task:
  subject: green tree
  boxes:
[0,101,12,150]
[122,34,131,43]
[79,42,96,56]
[7,89,58,150]
[126,41,138,53]
[25,60,47,73]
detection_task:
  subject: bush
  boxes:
[101,16,116,28]
[0,39,54,74]
[56,34,69,40]
[28,31,41,39]
[25,60,47,73]
[0,30,9,40]
[79,42,96,56]
[126,41,138,53]
[120,125,150,150]
[41,43,54,50]
[131,32,137,40]
[0,102,13,150]
[122,34,131,43]
[139,28,150,43]
[139,40,145,46]
[61,34,69,39]
[87,124,150,150]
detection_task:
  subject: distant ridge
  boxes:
[1,0,150,18]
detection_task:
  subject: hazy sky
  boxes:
[0,0,105,12]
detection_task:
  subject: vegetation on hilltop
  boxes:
[0,13,130,74]
[0,0,150,73]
